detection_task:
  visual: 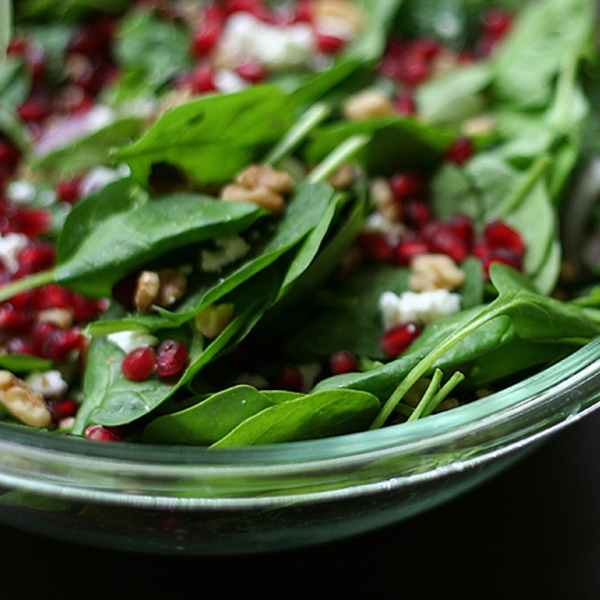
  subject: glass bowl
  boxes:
[1,337,600,555]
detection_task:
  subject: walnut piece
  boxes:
[409,253,465,292]
[0,370,52,428]
[343,89,394,122]
[235,164,295,194]
[134,269,187,314]
[221,183,286,214]
[194,303,234,338]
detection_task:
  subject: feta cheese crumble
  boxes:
[0,232,29,274]
[201,236,251,272]
[107,329,158,354]
[25,370,69,399]
[379,289,461,329]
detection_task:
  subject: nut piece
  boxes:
[194,303,235,338]
[343,89,394,122]
[327,164,355,190]
[38,308,74,329]
[369,177,403,223]
[0,370,52,428]
[235,164,295,194]
[313,0,363,37]
[409,253,466,292]
[134,269,187,314]
[221,183,286,214]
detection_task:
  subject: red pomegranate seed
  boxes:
[330,350,359,375]
[16,241,56,276]
[395,90,416,116]
[381,322,421,356]
[34,283,72,310]
[448,213,474,246]
[276,364,304,392]
[395,51,429,87]
[121,346,157,381]
[31,321,58,346]
[481,247,523,278]
[0,305,36,333]
[356,232,394,262]
[410,38,442,61]
[422,222,469,263]
[186,63,218,94]
[47,398,79,423]
[483,220,524,254]
[445,137,474,165]
[389,172,427,202]
[85,424,122,442]
[481,9,513,38]
[5,336,37,355]
[8,207,51,239]
[71,293,103,322]
[156,339,189,377]
[403,199,432,230]
[315,33,346,54]
[17,94,54,124]
[236,61,268,82]
[225,0,271,20]
[292,1,313,23]
[42,328,85,362]
[6,289,35,310]
[56,177,83,204]
[190,18,222,57]
[394,237,430,266]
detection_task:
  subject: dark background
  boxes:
[2,408,600,600]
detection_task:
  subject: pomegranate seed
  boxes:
[85,424,122,442]
[16,241,56,275]
[403,199,432,230]
[330,350,359,375]
[395,91,416,116]
[448,213,474,246]
[481,9,513,38]
[0,305,36,333]
[225,0,271,20]
[315,33,346,54]
[156,339,189,377]
[356,232,394,262]
[186,63,218,94]
[34,283,72,310]
[292,1,313,23]
[389,172,427,202]
[481,247,523,278]
[47,398,79,423]
[5,336,37,355]
[422,222,469,263]
[8,207,51,239]
[6,290,36,310]
[380,322,421,356]
[121,346,157,381]
[276,364,304,392]
[445,137,474,165]
[71,293,103,322]
[17,94,53,124]
[56,177,83,203]
[235,61,268,83]
[410,38,442,61]
[483,220,524,254]
[191,19,222,56]
[31,321,58,346]
[394,238,430,266]
[396,52,429,87]
[42,328,85,362]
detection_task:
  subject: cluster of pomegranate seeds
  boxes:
[121,340,189,381]
[329,349,359,375]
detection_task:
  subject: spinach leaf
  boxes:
[118,85,297,187]
[54,180,266,297]
[210,389,380,447]
[142,385,275,445]
[491,0,595,108]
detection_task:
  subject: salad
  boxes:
[0,0,599,447]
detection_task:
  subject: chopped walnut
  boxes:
[235,164,295,194]
[369,177,403,223]
[313,0,363,37]
[409,253,465,292]
[134,269,187,314]
[38,308,74,329]
[343,89,394,122]
[221,183,286,214]
[0,370,52,428]
[327,164,355,190]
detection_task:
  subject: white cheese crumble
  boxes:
[379,289,461,329]
[217,13,315,72]
[107,329,158,354]
[0,232,29,274]
[213,69,250,93]
[25,370,69,399]
[201,236,251,272]
[363,212,405,244]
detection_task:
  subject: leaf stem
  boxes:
[496,153,551,219]
[0,269,56,302]
[407,368,443,422]
[264,103,331,167]
[307,134,369,184]
[370,300,508,429]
